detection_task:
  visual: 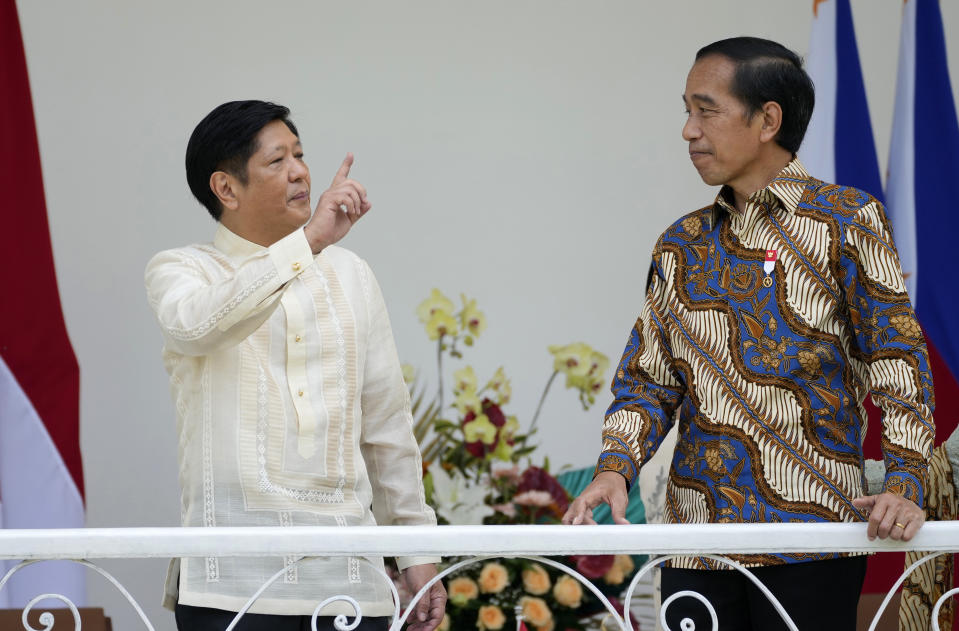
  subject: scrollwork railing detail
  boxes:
[0,558,155,631]
[223,555,400,631]
[623,554,799,631]
[865,551,948,631]
[19,593,80,631]
[659,590,716,631]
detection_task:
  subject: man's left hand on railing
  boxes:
[852,492,926,542]
[402,563,447,631]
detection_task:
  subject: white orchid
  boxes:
[427,462,494,525]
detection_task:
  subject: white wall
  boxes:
[13,1,959,629]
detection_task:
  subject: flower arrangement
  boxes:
[403,289,640,631]
[433,555,640,631]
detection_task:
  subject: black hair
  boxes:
[185,100,299,220]
[695,37,815,154]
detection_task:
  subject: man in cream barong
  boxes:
[146,100,445,631]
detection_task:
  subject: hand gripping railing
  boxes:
[0,522,956,631]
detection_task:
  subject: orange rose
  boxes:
[520,596,553,628]
[477,604,507,630]
[479,562,509,594]
[448,576,479,605]
[602,566,625,585]
[614,554,635,573]
[604,554,635,585]
[551,575,583,608]
[522,563,551,595]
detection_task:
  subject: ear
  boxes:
[758,101,783,144]
[210,171,240,212]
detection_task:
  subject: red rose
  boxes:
[568,554,615,579]
[517,467,570,514]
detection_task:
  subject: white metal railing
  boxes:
[1,523,957,631]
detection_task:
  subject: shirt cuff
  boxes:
[268,229,314,283]
[396,556,442,572]
[596,451,638,489]
[882,470,925,508]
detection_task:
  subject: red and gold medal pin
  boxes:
[762,249,777,287]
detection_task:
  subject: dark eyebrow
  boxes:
[689,93,718,107]
[266,140,302,155]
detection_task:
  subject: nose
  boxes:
[289,156,308,182]
[682,115,700,142]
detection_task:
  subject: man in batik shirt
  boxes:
[564,37,935,630]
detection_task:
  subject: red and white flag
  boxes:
[0,0,86,608]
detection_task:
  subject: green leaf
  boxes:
[413,401,440,443]
[424,435,453,462]
[433,419,459,432]
[423,472,434,504]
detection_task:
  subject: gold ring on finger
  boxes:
[895,522,906,529]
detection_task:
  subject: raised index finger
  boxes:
[331,152,354,186]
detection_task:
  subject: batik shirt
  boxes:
[597,159,935,568]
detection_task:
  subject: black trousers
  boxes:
[175,603,390,631]
[661,556,867,631]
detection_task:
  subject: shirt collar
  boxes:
[710,157,811,229]
[213,223,266,258]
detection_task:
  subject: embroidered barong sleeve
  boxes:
[841,200,935,506]
[357,262,439,571]
[597,248,687,487]
[145,229,314,356]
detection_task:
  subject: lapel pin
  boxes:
[762,249,777,287]
[764,249,777,275]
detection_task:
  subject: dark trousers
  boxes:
[175,603,390,631]
[661,556,867,631]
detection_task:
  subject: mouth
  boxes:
[289,190,309,202]
[689,150,710,161]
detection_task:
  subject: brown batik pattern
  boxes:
[598,159,935,569]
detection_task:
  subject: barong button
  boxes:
[292,262,301,271]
